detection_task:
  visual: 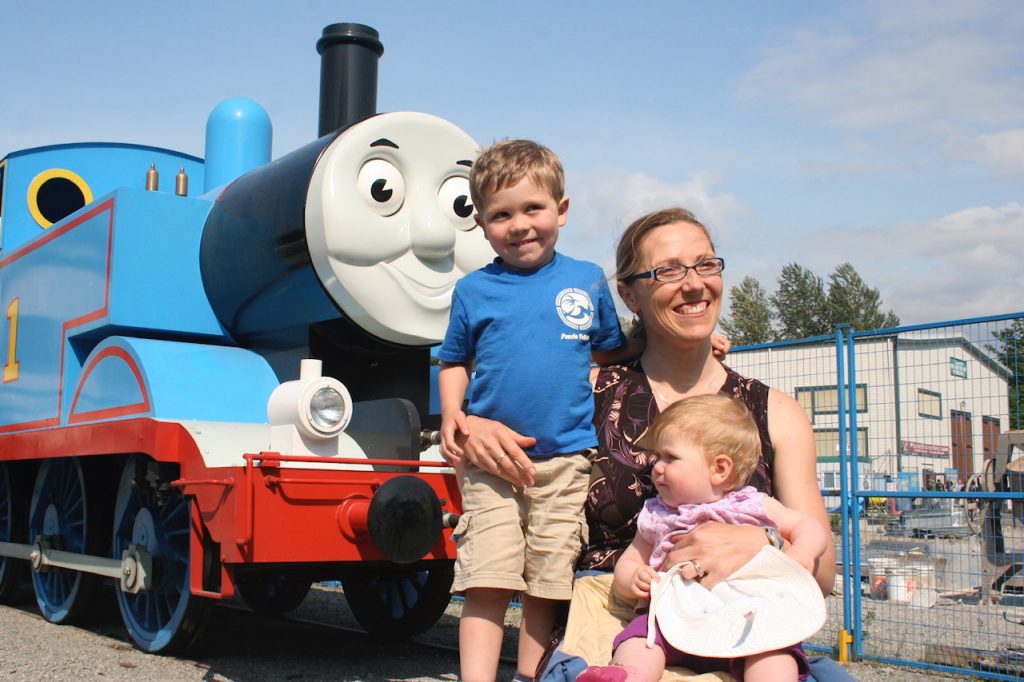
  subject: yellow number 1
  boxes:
[3,298,19,383]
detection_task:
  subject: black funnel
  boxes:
[316,23,385,137]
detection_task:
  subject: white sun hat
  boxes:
[647,545,826,658]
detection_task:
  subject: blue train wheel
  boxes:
[28,458,101,623]
[340,562,454,639]
[237,573,312,614]
[0,463,26,603]
[113,457,211,653]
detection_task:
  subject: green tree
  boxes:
[825,262,900,331]
[989,319,1023,430]
[771,263,830,340]
[721,276,775,346]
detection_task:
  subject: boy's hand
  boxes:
[711,333,731,358]
[440,409,469,465]
[626,565,659,600]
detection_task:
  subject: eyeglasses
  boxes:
[623,257,725,283]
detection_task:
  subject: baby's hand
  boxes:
[440,409,469,465]
[628,565,660,599]
[786,549,817,575]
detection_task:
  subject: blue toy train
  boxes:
[0,23,492,653]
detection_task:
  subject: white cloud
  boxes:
[761,202,1024,324]
[556,167,747,316]
[740,2,1024,127]
[736,1,1024,173]
[560,166,747,275]
[945,128,1024,173]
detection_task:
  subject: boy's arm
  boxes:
[438,361,472,463]
[711,332,731,358]
[590,271,642,367]
[613,535,658,600]
[591,334,644,367]
[763,496,830,574]
[591,330,728,366]
[586,261,728,368]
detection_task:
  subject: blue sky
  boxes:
[2,0,1021,325]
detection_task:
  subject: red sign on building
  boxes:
[901,440,950,458]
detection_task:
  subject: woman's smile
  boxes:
[674,300,709,315]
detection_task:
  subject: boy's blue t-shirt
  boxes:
[438,252,625,458]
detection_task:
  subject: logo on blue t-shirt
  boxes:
[555,288,595,331]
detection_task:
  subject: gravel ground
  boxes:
[0,582,982,681]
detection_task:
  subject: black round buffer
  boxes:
[367,476,443,564]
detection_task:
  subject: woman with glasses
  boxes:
[581,208,834,590]
[458,207,841,680]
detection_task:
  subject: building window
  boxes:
[795,384,867,424]
[813,427,869,462]
[917,388,942,420]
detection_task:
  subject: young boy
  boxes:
[437,139,635,682]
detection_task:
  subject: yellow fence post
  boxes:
[837,629,853,663]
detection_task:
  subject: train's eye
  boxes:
[437,176,475,231]
[357,159,404,216]
[27,168,94,228]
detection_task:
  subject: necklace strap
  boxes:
[648,366,722,407]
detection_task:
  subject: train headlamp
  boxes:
[268,360,353,441]
[309,386,347,432]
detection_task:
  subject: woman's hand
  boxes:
[663,522,765,588]
[626,565,659,600]
[457,415,537,487]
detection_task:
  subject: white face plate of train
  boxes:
[305,112,492,345]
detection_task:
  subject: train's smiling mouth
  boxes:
[380,250,459,310]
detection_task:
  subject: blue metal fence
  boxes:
[727,312,1024,680]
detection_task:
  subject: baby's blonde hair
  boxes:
[640,394,761,490]
[469,139,564,214]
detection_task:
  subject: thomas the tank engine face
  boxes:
[306,112,493,346]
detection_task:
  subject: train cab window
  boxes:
[27,168,93,228]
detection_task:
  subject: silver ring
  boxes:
[496,453,507,463]
[679,559,708,580]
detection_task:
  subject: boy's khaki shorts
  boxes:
[451,452,590,600]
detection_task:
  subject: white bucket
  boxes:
[907,563,937,608]
[888,566,918,603]
[867,558,897,600]
[889,565,937,607]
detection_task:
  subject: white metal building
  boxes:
[725,330,1012,491]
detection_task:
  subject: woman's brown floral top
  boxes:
[578,360,775,572]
